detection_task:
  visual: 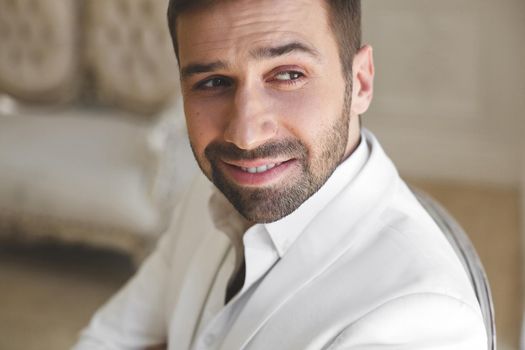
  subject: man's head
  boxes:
[168,0,374,223]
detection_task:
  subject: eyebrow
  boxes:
[250,41,321,61]
[180,60,229,80]
[180,41,320,80]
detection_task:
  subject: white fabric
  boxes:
[73,129,487,349]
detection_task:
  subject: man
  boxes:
[74,0,487,349]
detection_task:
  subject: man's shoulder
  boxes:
[248,183,486,348]
[340,180,480,308]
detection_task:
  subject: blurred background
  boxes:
[0,0,523,349]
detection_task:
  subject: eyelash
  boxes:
[193,69,306,91]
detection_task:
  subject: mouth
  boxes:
[219,159,296,186]
[238,162,283,174]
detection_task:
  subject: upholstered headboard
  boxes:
[86,0,179,114]
[0,0,179,114]
[0,0,80,103]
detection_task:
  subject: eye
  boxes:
[195,76,232,90]
[273,71,304,81]
[267,69,307,90]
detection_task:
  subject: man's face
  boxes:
[177,0,362,223]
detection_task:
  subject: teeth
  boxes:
[240,162,281,174]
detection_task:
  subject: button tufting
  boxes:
[86,0,179,114]
[0,0,179,110]
[0,0,78,102]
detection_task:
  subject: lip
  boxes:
[222,158,290,168]
[220,159,297,186]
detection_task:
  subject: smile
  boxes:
[240,162,283,174]
[219,159,297,187]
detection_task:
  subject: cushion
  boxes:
[0,106,196,236]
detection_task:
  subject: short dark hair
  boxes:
[167,0,361,81]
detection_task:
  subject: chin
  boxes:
[214,175,317,224]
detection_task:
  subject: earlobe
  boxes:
[351,45,375,116]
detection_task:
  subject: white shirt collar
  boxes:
[209,133,371,257]
[208,131,371,295]
[264,134,370,257]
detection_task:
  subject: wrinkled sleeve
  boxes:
[327,293,488,350]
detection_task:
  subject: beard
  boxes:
[193,86,352,223]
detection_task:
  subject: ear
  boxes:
[350,45,375,116]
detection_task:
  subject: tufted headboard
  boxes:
[0,0,179,115]
[0,0,80,103]
[86,0,179,115]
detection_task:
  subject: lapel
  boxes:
[221,134,400,349]
[167,178,232,350]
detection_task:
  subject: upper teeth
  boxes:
[241,162,281,174]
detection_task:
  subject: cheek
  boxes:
[184,96,229,154]
[270,82,344,141]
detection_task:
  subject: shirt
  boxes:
[191,135,370,350]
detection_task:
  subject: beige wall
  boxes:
[362,0,524,187]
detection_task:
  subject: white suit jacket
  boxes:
[74,132,487,349]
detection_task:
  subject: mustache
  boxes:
[205,139,308,162]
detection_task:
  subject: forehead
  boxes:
[176,0,334,64]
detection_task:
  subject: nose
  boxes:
[223,83,278,150]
